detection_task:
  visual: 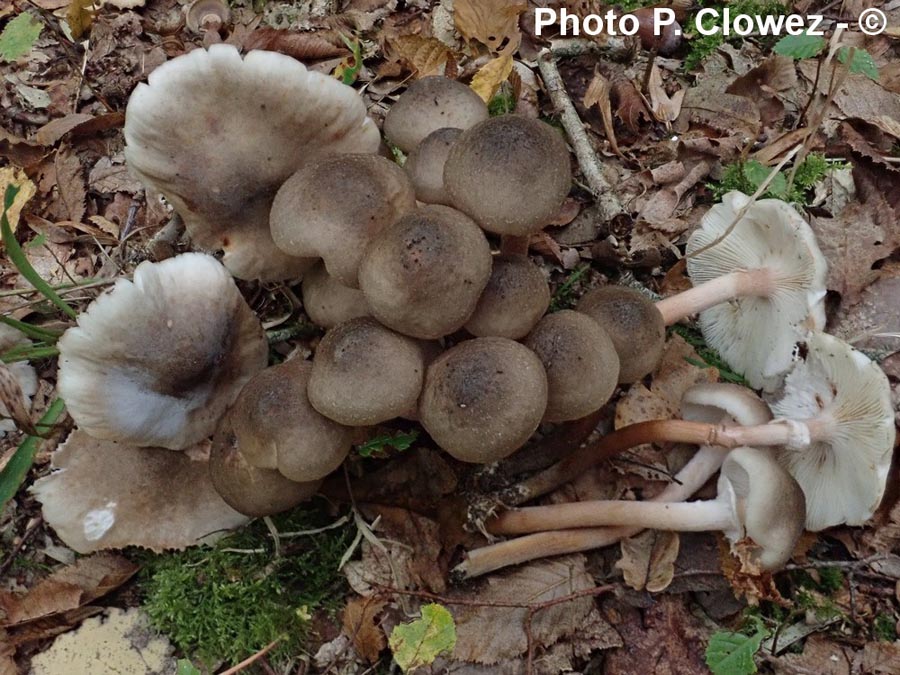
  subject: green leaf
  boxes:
[356,430,419,458]
[388,603,456,672]
[0,398,66,509]
[2,185,77,319]
[741,160,788,199]
[0,316,62,342]
[335,33,363,85]
[773,33,825,60]
[175,660,201,675]
[837,47,878,81]
[0,13,43,63]
[705,619,769,675]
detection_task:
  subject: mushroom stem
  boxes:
[499,235,530,256]
[655,267,776,325]
[457,444,729,578]
[506,416,822,506]
[491,495,734,535]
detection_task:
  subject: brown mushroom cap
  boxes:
[186,0,229,32]
[357,205,492,339]
[465,254,550,339]
[444,115,571,236]
[405,127,462,206]
[308,317,427,426]
[383,76,488,153]
[524,310,620,422]
[418,337,548,463]
[576,286,665,384]
[301,261,370,329]
[230,359,355,482]
[270,154,416,287]
[210,411,321,517]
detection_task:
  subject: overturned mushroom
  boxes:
[308,317,427,426]
[58,253,267,449]
[655,192,827,391]
[383,76,488,153]
[357,205,492,339]
[124,44,380,280]
[490,446,805,571]
[185,0,229,34]
[405,127,462,206]
[523,310,619,422]
[31,430,249,553]
[270,154,416,287]
[230,359,355,482]
[465,254,550,339]
[301,261,370,329]
[210,411,322,517]
[444,115,571,238]
[577,286,665,384]
[419,337,548,463]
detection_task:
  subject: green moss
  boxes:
[488,83,517,116]
[709,153,847,206]
[816,566,845,593]
[137,506,353,669]
[684,0,788,71]
[873,613,897,641]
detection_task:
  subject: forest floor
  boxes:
[1,0,900,673]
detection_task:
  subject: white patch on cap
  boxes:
[83,502,117,541]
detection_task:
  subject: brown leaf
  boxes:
[583,68,623,159]
[612,80,649,135]
[53,144,86,223]
[243,28,349,61]
[858,641,900,674]
[450,555,620,664]
[0,554,138,627]
[601,595,710,675]
[616,530,681,593]
[88,157,143,195]
[772,634,853,675]
[342,597,386,663]
[33,114,94,146]
[0,128,45,169]
[453,0,526,54]
[637,160,711,233]
[391,35,451,77]
[66,0,95,40]
[647,64,685,125]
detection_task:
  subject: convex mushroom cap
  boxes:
[670,191,827,391]
[465,254,550,339]
[358,205,492,339]
[270,154,416,287]
[210,411,322,517]
[524,310,619,422]
[58,253,267,449]
[405,127,462,206]
[444,115,571,236]
[301,262,370,329]
[230,359,355,482]
[124,44,380,281]
[577,286,665,384]
[308,317,427,426]
[419,337,548,463]
[772,331,895,531]
[383,76,488,153]
[31,430,249,553]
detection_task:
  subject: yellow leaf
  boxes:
[0,167,36,235]
[453,0,525,54]
[469,53,513,103]
[66,0,97,40]
[392,35,451,77]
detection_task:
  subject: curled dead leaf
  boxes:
[453,0,526,54]
[616,529,681,593]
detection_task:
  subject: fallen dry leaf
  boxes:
[616,530,681,593]
[390,35,452,77]
[646,65,685,125]
[53,144,86,224]
[243,28,348,60]
[0,167,36,233]
[469,52,513,103]
[613,80,650,136]
[0,554,138,627]
[583,68,623,159]
[343,597,387,664]
[453,0,525,54]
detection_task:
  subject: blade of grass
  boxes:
[0,315,63,342]
[1,345,60,363]
[0,397,66,508]
[2,185,77,320]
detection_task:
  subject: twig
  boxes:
[536,49,624,224]
[219,639,280,675]
[371,582,616,674]
[549,37,633,61]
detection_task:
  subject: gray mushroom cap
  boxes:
[419,337,548,463]
[444,115,571,236]
[124,44,380,281]
[308,317,427,426]
[357,205,492,339]
[465,254,550,339]
[524,310,620,422]
[230,359,355,482]
[576,286,665,384]
[405,127,462,206]
[301,261,370,329]
[383,76,488,153]
[270,154,416,288]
